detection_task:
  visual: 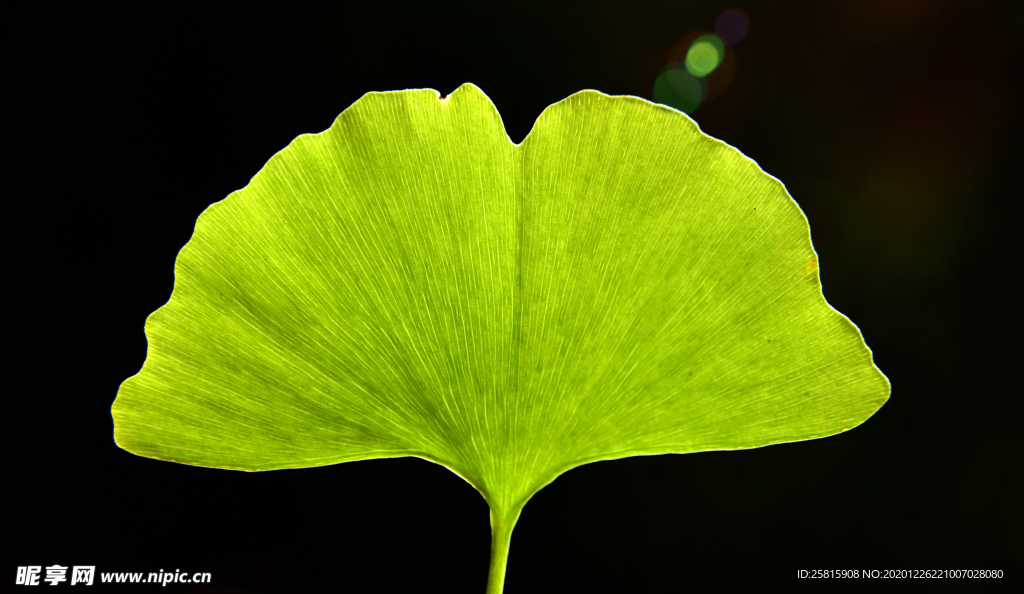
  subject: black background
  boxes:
[9,1,1022,592]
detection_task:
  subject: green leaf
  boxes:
[113,84,889,592]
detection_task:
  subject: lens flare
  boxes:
[685,34,725,77]
[714,8,750,47]
[668,65,706,102]
[653,67,703,114]
[703,46,735,103]
[653,10,749,113]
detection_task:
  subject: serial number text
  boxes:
[796,569,1003,579]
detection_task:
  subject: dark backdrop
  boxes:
[9,1,1022,592]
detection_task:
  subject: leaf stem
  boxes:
[485,505,522,594]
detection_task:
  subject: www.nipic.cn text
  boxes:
[15,566,212,587]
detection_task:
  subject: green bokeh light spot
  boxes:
[685,35,725,77]
[686,43,719,77]
[653,68,701,114]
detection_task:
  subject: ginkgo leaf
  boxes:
[113,83,889,593]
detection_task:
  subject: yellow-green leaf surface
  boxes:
[113,84,889,592]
